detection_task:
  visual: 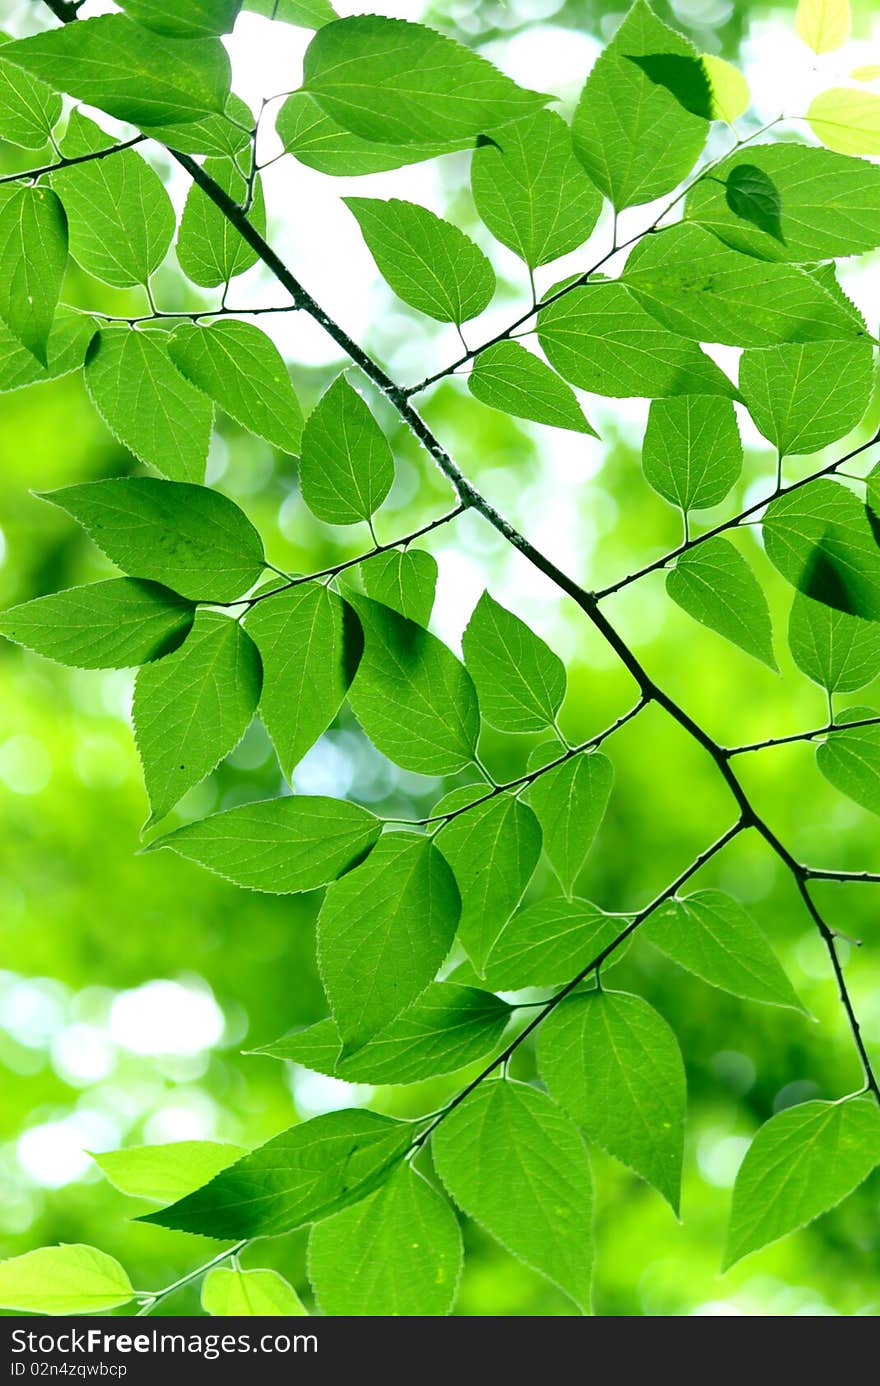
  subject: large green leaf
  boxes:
[0,308,95,394]
[0,185,67,365]
[471,110,602,268]
[299,377,394,525]
[789,593,880,693]
[817,705,880,815]
[1,14,230,127]
[0,579,194,670]
[0,42,61,149]
[94,1141,247,1204]
[686,143,880,262]
[623,223,865,346]
[143,1109,411,1238]
[345,198,494,325]
[169,320,304,454]
[245,582,359,779]
[572,0,709,211]
[537,281,736,399]
[84,327,213,483]
[433,1080,593,1314]
[483,896,623,990]
[302,15,546,146]
[202,1267,308,1317]
[724,1096,880,1268]
[667,537,777,669]
[644,889,804,1010]
[177,154,266,288]
[256,983,511,1085]
[359,549,437,626]
[642,395,742,513]
[347,595,479,775]
[462,590,566,733]
[133,612,262,823]
[120,0,243,39]
[436,790,542,972]
[528,749,614,895]
[539,989,686,1211]
[318,832,460,1054]
[276,92,463,176]
[145,93,253,158]
[762,478,880,620]
[53,111,174,290]
[43,477,265,603]
[148,795,381,893]
[308,1164,462,1316]
[738,340,874,457]
[469,341,597,435]
[0,1246,134,1315]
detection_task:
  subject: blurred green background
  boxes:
[1,0,880,1317]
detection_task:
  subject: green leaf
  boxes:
[482,896,624,991]
[1,14,230,128]
[53,111,174,290]
[724,1096,880,1268]
[572,0,709,211]
[0,579,194,670]
[537,281,736,399]
[149,795,381,893]
[436,790,542,973]
[0,43,61,149]
[789,593,880,693]
[667,537,777,669]
[168,320,304,454]
[276,93,463,176]
[817,705,880,815]
[796,0,851,53]
[345,198,495,325]
[0,307,95,394]
[143,1109,411,1238]
[84,327,213,483]
[245,582,359,779]
[644,889,804,1010]
[0,1245,134,1315]
[0,185,67,365]
[528,750,614,895]
[318,832,461,1054]
[763,479,880,620]
[433,1080,593,1314]
[462,590,566,733]
[469,341,597,436]
[739,340,874,456]
[359,549,437,626]
[177,154,266,288]
[134,612,262,823]
[145,93,253,158]
[538,989,686,1211]
[120,0,243,39]
[623,223,865,346]
[643,395,742,513]
[702,55,750,122]
[255,983,510,1085]
[299,376,394,526]
[808,89,880,155]
[244,0,337,26]
[686,143,880,262]
[202,1267,307,1317]
[44,477,265,603]
[308,1164,461,1316]
[471,110,602,268]
[94,1141,247,1204]
[302,15,546,147]
[347,594,479,775]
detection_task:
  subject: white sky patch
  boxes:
[108,980,225,1056]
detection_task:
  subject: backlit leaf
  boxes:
[299,377,394,525]
[667,537,776,669]
[0,579,194,670]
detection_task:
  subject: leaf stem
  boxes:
[135,1240,248,1317]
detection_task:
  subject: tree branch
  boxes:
[0,135,146,188]
[728,715,880,757]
